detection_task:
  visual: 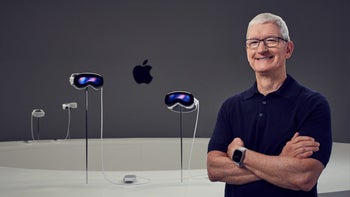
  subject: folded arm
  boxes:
[207,132,323,191]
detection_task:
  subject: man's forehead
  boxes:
[247,22,280,38]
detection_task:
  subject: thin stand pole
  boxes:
[37,118,40,141]
[179,107,183,183]
[85,87,89,184]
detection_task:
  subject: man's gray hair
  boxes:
[247,13,290,41]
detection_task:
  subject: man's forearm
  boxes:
[207,151,261,185]
[243,149,324,191]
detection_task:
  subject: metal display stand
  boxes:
[165,91,199,183]
[179,107,184,183]
[85,87,89,184]
[69,72,103,184]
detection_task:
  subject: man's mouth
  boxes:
[256,56,273,60]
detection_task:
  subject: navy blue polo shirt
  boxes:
[208,75,332,197]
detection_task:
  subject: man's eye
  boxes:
[249,40,259,45]
[265,38,278,43]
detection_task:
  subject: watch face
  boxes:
[233,149,243,163]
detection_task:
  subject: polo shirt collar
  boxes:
[242,74,301,100]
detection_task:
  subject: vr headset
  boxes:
[70,72,104,90]
[165,91,198,113]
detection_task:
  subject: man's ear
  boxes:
[286,41,294,59]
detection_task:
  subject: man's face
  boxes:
[246,22,293,75]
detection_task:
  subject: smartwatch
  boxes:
[232,147,247,167]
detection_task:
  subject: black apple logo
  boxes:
[132,59,153,84]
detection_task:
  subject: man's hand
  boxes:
[280,132,320,158]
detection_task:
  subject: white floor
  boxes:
[0,142,348,197]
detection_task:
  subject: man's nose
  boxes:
[256,41,269,52]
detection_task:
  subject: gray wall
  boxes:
[0,0,349,143]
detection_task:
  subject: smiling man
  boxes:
[207,13,332,197]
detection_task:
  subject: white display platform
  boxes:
[0,139,348,196]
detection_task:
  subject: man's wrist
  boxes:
[232,147,248,167]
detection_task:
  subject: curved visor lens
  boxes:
[74,74,104,89]
[165,92,194,108]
